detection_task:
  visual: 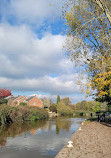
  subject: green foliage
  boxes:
[57,102,73,115]
[0,105,11,125]
[75,100,101,112]
[49,104,57,113]
[61,97,71,106]
[12,107,18,111]
[0,105,48,125]
[30,115,40,121]
[1,99,8,105]
[57,95,60,104]
[92,102,101,112]
[75,100,90,111]
[106,105,111,112]
[29,109,48,121]
[19,102,27,106]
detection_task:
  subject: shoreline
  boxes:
[55,121,111,158]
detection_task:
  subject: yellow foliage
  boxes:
[86,89,90,94]
[91,70,111,97]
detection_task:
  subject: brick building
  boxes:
[25,96,43,108]
[11,96,28,106]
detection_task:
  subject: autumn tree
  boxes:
[92,71,111,106]
[64,0,111,105]
[0,89,12,103]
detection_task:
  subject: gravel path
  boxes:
[55,121,111,158]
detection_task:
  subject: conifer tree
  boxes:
[57,95,60,104]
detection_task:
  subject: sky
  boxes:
[0,0,91,103]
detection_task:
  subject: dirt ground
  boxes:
[55,121,111,158]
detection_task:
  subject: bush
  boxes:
[0,105,49,125]
[49,104,57,113]
[28,108,49,121]
[1,99,8,105]
[0,105,12,125]
[19,102,27,106]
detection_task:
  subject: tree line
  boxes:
[49,95,108,114]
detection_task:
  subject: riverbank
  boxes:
[55,121,111,158]
[0,105,48,125]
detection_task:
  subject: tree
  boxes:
[49,103,57,113]
[61,97,71,106]
[0,89,11,103]
[57,95,60,104]
[64,0,111,105]
[75,100,101,112]
[92,71,111,105]
[57,102,73,115]
[92,101,101,112]
[41,97,53,108]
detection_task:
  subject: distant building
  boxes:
[11,96,28,106]
[25,96,43,108]
[5,95,15,106]
[6,95,43,108]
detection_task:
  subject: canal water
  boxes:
[0,117,85,158]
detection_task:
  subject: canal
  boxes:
[0,117,85,158]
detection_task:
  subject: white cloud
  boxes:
[0,0,68,27]
[0,23,72,78]
[0,74,81,95]
[0,23,84,98]
[11,0,51,22]
[0,0,90,103]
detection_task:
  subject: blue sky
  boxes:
[0,0,91,103]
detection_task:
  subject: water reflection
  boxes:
[0,120,48,146]
[56,117,72,134]
[0,117,85,158]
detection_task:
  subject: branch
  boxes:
[72,16,107,36]
[94,0,111,25]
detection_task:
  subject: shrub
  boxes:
[0,105,48,125]
[19,102,27,106]
[1,99,8,105]
[49,104,57,113]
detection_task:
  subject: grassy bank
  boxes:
[0,104,48,125]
